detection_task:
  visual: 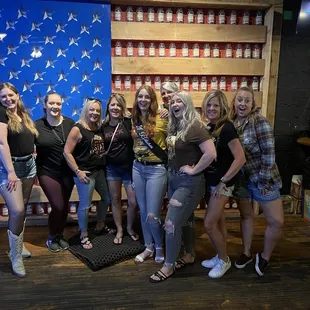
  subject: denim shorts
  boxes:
[12,155,36,179]
[234,180,280,203]
[210,185,234,197]
[106,164,132,185]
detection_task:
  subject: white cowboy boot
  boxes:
[7,229,26,278]
[22,219,31,258]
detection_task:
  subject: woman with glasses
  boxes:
[230,87,284,276]
[0,82,38,277]
[35,93,75,252]
[200,90,245,278]
[102,93,138,245]
[132,85,168,264]
[149,91,216,283]
[64,98,109,249]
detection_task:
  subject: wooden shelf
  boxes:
[112,57,265,76]
[110,0,273,9]
[117,90,263,108]
[112,22,267,43]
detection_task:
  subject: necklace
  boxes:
[46,117,65,146]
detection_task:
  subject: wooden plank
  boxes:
[112,57,265,76]
[110,0,272,9]
[261,5,283,127]
[112,22,267,43]
[117,90,263,108]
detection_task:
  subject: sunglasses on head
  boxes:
[86,97,102,104]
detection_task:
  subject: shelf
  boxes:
[117,90,263,108]
[112,22,267,43]
[112,57,265,76]
[110,0,273,9]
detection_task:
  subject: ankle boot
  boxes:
[22,219,31,258]
[7,229,26,278]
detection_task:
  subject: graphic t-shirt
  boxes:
[73,123,106,173]
[132,113,168,162]
[35,116,75,178]
[167,120,211,170]
[205,121,239,187]
[102,117,134,168]
[0,105,35,157]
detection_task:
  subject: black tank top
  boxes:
[73,123,106,173]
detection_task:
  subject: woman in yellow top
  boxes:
[131,85,168,264]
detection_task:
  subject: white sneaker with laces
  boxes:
[201,254,219,269]
[208,257,231,278]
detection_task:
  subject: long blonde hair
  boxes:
[0,82,38,136]
[103,93,130,124]
[77,98,102,129]
[229,87,257,121]
[202,90,230,137]
[132,85,158,136]
[168,91,201,141]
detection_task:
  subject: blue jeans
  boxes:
[74,168,109,231]
[132,160,167,248]
[164,169,205,267]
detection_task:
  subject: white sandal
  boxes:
[134,248,154,264]
[155,247,165,263]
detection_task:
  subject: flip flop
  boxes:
[149,269,175,283]
[128,232,139,242]
[113,236,123,245]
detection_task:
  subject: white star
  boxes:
[57,69,68,82]
[0,34,7,42]
[20,34,31,44]
[70,84,81,94]
[46,81,57,93]
[17,7,28,19]
[21,58,33,68]
[57,47,67,57]
[43,9,53,20]
[0,57,8,66]
[93,82,103,94]
[81,49,92,59]
[93,37,101,48]
[33,70,46,81]
[7,45,19,55]
[35,92,44,105]
[23,81,35,92]
[69,36,80,46]
[69,58,80,70]
[31,22,43,32]
[25,106,35,116]
[44,36,56,45]
[0,9,3,18]
[45,58,57,68]
[30,46,43,58]
[81,71,92,83]
[80,24,91,35]
[6,20,18,30]
[93,59,103,71]
[56,22,67,33]
[71,105,81,117]
[60,93,70,105]
[9,70,22,80]
[92,13,102,23]
[68,12,78,22]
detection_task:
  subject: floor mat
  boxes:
[68,232,145,271]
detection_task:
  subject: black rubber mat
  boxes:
[68,232,145,271]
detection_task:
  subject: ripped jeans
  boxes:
[132,161,167,248]
[164,169,205,268]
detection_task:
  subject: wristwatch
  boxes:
[220,177,227,184]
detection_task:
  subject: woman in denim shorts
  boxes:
[0,82,38,278]
[230,87,284,276]
[149,91,216,283]
[200,90,246,279]
[102,93,138,245]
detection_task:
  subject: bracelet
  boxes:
[220,177,227,184]
[75,168,80,175]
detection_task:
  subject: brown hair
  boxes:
[43,92,62,115]
[103,93,130,124]
[132,85,158,136]
[228,86,256,120]
[0,82,38,136]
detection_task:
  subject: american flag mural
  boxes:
[0,0,111,121]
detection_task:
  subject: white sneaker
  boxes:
[201,254,219,269]
[208,257,231,278]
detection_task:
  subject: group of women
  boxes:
[0,81,283,282]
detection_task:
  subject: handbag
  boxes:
[104,121,121,155]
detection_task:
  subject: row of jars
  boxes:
[115,42,261,59]
[113,76,260,92]
[113,7,263,25]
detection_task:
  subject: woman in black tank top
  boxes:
[64,98,109,249]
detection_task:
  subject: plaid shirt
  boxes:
[234,113,282,190]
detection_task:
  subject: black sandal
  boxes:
[93,225,116,235]
[149,269,174,283]
[175,258,195,270]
